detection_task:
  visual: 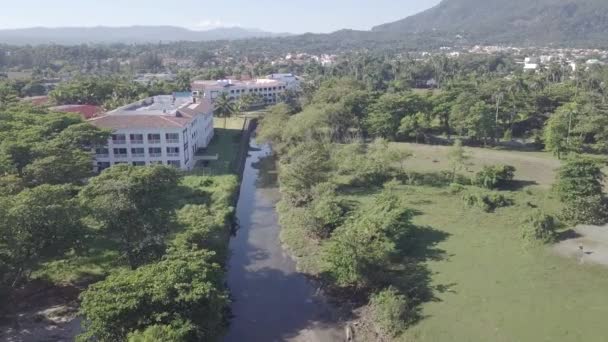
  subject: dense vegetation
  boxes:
[257,59,608,337]
[0,97,240,340]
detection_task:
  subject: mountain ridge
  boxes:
[372,0,608,46]
[0,25,292,45]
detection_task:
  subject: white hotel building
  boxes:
[88,94,214,171]
[192,74,300,105]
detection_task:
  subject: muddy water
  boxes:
[224,140,343,342]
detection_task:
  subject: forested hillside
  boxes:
[373,0,608,46]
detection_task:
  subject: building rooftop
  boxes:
[88,94,212,130]
[191,78,285,91]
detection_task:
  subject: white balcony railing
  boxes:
[148,139,161,144]
[113,140,127,145]
[167,152,180,157]
[131,140,144,145]
[132,153,145,158]
[166,139,180,144]
[114,154,128,159]
[149,153,162,158]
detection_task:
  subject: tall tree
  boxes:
[0,185,83,286]
[213,92,235,129]
[79,165,180,268]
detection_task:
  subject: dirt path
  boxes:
[553,225,608,266]
[1,282,82,342]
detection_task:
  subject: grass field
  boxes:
[392,142,562,188]
[282,142,608,341]
[397,186,608,342]
[392,144,608,341]
[194,117,246,175]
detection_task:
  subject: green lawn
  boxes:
[393,186,608,342]
[195,117,246,175]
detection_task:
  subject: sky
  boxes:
[0,0,442,33]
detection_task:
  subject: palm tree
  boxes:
[214,92,235,129]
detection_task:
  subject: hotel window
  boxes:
[130,134,144,144]
[165,133,179,143]
[147,133,161,144]
[111,134,126,144]
[113,148,128,158]
[167,147,180,157]
[132,161,146,166]
[95,147,109,157]
[148,147,162,158]
[131,148,145,158]
[97,162,111,172]
[167,160,181,168]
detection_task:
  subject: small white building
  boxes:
[524,57,540,71]
[88,93,214,172]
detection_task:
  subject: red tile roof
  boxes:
[22,96,51,106]
[51,105,103,119]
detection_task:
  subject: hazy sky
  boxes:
[0,0,442,33]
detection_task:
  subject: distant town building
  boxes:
[524,57,540,71]
[88,93,214,172]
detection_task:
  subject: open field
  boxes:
[394,144,608,341]
[282,143,608,341]
[396,186,608,342]
[392,142,562,188]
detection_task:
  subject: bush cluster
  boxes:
[462,190,514,212]
[560,195,608,226]
[521,211,559,245]
[473,165,516,189]
[368,287,410,339]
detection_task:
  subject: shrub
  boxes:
[463,190,513,212]
[449,183,466,194]
[127,319,197,342]
[561,195,608,226]
[323,190,414,289]
[368,287,410,339]
[555,158,608,225]
[521,212,559,245]
[473,165,516,189]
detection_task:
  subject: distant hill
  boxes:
[372,0,608,46]
[0,26,292,45]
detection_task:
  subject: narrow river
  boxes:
[224,139,344,342]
